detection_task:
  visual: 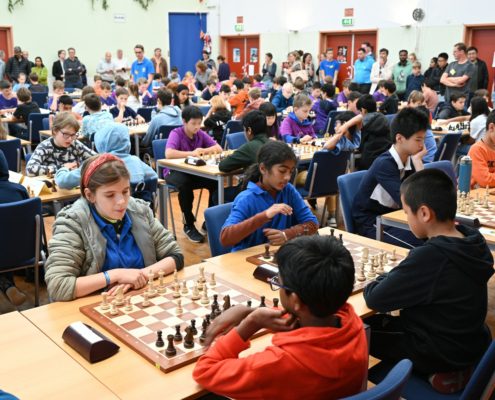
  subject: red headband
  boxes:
[82,153,123,189]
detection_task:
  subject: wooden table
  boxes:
[128,123,149,156]
[0,311,118,399]
[30,175,81,214]
[5,134,31,149]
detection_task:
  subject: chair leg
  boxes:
[167,189,177,238]
[194,189,203,220]
[34,264,39,307]
[320,197,327,227]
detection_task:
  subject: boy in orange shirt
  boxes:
[193,235,368,400]
[229,78,249,118]
[468,110,495,187]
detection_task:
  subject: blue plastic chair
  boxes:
[337,170,367,233]
[157,124,181,140]
[385,113,397,125]
[221,120,243,149]
[27,112,46,145]
[297,151,350,225]
[327,110,344,135]
[198,105,211,116]
[368,340,495,400]
[0,197,44,306]
[31,92,48,109]
[424,160,457,188]
[137,107,155,122]
[226,131,247,150]
[0,139,21,172]
[433,102,445,120]
[204,203,233,256]
[434,133,462,162]
[42,117,50,131]
[342,359,413,400]
[130,178,158,212]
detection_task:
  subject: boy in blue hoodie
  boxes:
[312,83,337,135]
[364,169,494,393]
[56,123,156,189]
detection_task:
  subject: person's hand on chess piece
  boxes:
[263,228,288,246]
[299,135,314,144]
[105,269,148,297]
[63,161,78,170]
[192,148,205,158]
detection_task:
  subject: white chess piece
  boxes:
[115,286,124,306]
[191,284,200,300]
[101,291,110,310]
[357,262,366,282]
[124,297,133,312]
[181,280,189,295]
[173,282,181,298]
[200,286,210,305]
[142,292,150,307]
[209,272,216,287]
[157,270,166,294]
[176,299,183,315]
[110,300,119,315]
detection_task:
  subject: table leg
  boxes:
[375,216,384,241]
[159,184,168,229]
[217,177,224,204]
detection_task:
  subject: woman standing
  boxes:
[31,57,48,85]
[302,53,315,88]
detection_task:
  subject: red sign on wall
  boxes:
[344,8,354,17]
[237,16,243,23]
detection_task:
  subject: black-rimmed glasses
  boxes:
[269,275,293,292]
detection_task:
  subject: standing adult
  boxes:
[151,48,168,78]
[392,49,412,101]
[302,53,315,87]
[319,48,340,85]
[52,49,66,82]
[369,48,393,93]
[216,55,230,82]
[284,51,302,83]
[436,52,449,96]
[201,50,216,71]
[5,46,31,83]
[31,56,48,86]
[261,53,277,87]
[22,50,34,69]
[361,42,375,60]
[440,42,475,104]
[114,49,130,81]
[352,48,373,94]
[0,50,5,80]
[64,47,83,89]
[96,52,116,84]
[467,46,489,92]
[130,44,154,89]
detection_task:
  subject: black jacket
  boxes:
[358,112,392,170]
[364,225,494,372]
[0,149,29,204]
[52,60,64,81]
[203,109,232,144]
[474,59,489,90]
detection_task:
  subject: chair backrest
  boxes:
[434,133,462,162]
[221,120,243,148]
[0,197,42,269]
[432,101,445,120]
[24,152,32,164]
[64,87,76,94]
[156,125,182,141]
[198,105,211,116]
[424,160,458,188]
[226,131,247,150]
[28,112,46,144]
[461,340,495,400]
[42,117,50,131]
[304,151,350,196]
[0,139,21,172]
[204,203,233,257]
[152,139,168,177]
[261,90,269,99]
[31,92,48,108]
[130,178,158,208]
[327,110,344,135]
[337,170,367,233]
[137,107,155,122]
[342,359,413,400]
[385,114,397,125]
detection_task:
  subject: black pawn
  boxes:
[223,295,231,311]
[212,294,219,307]
[174,324,182,342]
[210,304,217,320]
[199,319,208,344]
[205,314,211,327]
[273,298,279,308]
[165,334,177,356]
[247,300,252,307]
[190,319,198,335]
[339,233,343,243]
[155,330,164,347]
[330,228,335,236]
[259,296,266,307]
[183,326,195,349]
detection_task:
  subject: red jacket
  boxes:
[193,303,368,400]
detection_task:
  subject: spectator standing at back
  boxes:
[52,49,66,82]
[5,46,31,83]
[405,61,425,99]
[0,50,5,80]
[96,52,115,84]
[261,53,277,88]
[392,49,412,101]
[64,47,83,89]
[114,49,130,81]
[370,48,393,94]
[435,53,449,97]
[319,48,340,85]
[151,48,169,79]
[216,55,230,82]
[352,48,373,94]
[201,50,216,71]
[467,46,489,100]
[440,42,475,104]
[131,44,154,89]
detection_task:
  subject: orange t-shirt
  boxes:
[468,140,495,188]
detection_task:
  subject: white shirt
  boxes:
[369,59,394,94]
[96,59,116,82]
[114,57,130,80]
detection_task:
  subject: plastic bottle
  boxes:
[458,155,472,194]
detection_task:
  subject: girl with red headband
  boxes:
[45,153,183,301]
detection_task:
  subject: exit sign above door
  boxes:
[342,18,354,27]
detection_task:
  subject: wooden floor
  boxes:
[1,191,494,338]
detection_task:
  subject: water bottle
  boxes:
[458,155,472,194]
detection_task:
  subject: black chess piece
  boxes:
[339,233,343,243]
[199,319,208,344]
[330,228,335,236]
[190,319,198,335]
[173,324,182,342]
[183,327,195,349]
[259,296,266,307]
[210,304,217,320]
[155,330,164,347]
[205,314,211,327]
[223,295,231,311]
[247,300,252,307]
[273,298,279,308]
[263,243,270,259]
[212,294,219,308]
[165,334,177,356]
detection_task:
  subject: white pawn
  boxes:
[173,269,178,285]
[200,286,210,305]
[199,265,206,283]
[110,300,119,315]
[362,248,369,263]
[390,249,397,261]
[357,262,366,282]
[173,282,181,298]
[157,270,166,294]
[115,286,124,306]
[142,292,150,307]
[100,291,110,310]
[124,297,133,312]
[176,299,183,315]
[209,272,216,287]
[181,280,189,295]
[191,284,200,300]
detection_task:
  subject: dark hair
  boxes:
[347,91,362,102]
[383,80,396,94]
[487,110,495,131]
[312,82,322,90]
[153,73,162,80]
[242,110,267,136]
[206,79,216,87]
[470,97,490,122]
[115,76,126,87]
[244,141,296,185]
[242,76,252,85]
[58,94,73,106]
[34,56,44,68]
[0,80,12,90]
[29,73,39,82]
[114,87,128,97]
[273,76,287,86]
[467,46,478,54]
[265,52,273,60]
[379,48,389,55]
[233,79,244,90]
[438,52,449,61]
[275,235,355,317]
[302,52,312,64]
[157,88,173,106]
[259,102,279,138]
[357,48,365,54]
[391,107,429,141]
[474,89,489,99]
[356,94,376,113]
[177,83,188,93]
[253,73,263,83]
[401,169,456,222]
[450,92,466,103]
[100,81,111,91]
[57,49,65,57]
[454,42,467,53]
[84,93,102,111]
[134,44,144,52]
[430,57,438,65]
[171,66,178,72]
[422,78,436,90]
[399,49,408,55]
[348,82,359,92]
[16,87,31,102]
[321,83,335,98]
[217,55,225,61]
[335,111,357,136]
[182,105,203,122]
[219,84,231,93]
[80,155,130,197]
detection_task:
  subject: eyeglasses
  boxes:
[269,275,293,292]
[58,130,78,140]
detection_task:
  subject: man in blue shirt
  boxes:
[352,48,374,94]
[131,44,154,89]
[319,49,340,85]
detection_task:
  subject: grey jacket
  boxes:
[45,197,183,301]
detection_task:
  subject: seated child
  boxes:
[72,86,95,116]
[0,80,18,113]
[220,141,318,251]
[80,94,113,140]
[151,73,164,93]
[271,82,294,113]
[372,80,387,103]
[174,83,191,110]
[203,95,232,144]
[323,111,361,154]
[168,66,181,84]
[352,107,428,247]
[193,235,368,399]
[364,169,494,392]
[337,79,352,105]
[468,110,495,188]
[26,112,94,176]
[201,79,218,101]
[378,80,399,115]
[468,96,490,143]
[405,61,425,99]
[251,73,266,91]
[229,79,249,118]
[437,93,470,122]
[112,76,126,101]
[292,77,306,96]
[279,94,316,143]
[48,80,65,112]
[308,82,322,103]
[100,81,116,107]
[142,88,182,147]
[347,91,362,115]
[13,87,40,124]
[57,94,83,121]
[218,84,232,111]
[268,76,287,103]
[259,102,279,139]
[473,89,492,112]
[421,78,439,114]
[165,106,223,243]
[312,83,337,135]
[12,73,29,92]
[138,77,156,107]
[56,122,156,189]
[127,83,142,112]
[239,88,264,119]
[46,153,182,301]
[28,73,48,93]
[110,87,145,124]
[93,74,103,97]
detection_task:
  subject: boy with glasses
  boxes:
[193,235,368,399]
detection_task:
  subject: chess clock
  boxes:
[412,8,425,22]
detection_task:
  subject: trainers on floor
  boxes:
[199,221,208,235]
[327,217,337,228]
[184,225,205,243]
[5,286,27,306]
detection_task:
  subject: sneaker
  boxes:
[429,368,472,394]
[327,217,337,228]
[199,221,208,236]
[5,286,27,306]
[184,225,205,243]
[308,198,317,210]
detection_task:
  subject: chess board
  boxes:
[456,196,495,229]
[203,150,234,166]
[80,273,272,373]
[247,236,407,293]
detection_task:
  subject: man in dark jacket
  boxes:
[64,47,83,89]
[5,46,31,83]
[467,46,489,103]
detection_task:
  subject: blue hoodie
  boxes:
[142,105,182,147]
[271,90,293,113]
[55,123,157,189]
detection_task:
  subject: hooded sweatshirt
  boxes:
[142,105,182,147]
[279,112,316,140]
[193,303,368,400]
[364,224,494,372]
[0,149,28,204]
[358,111,392,170]
[55,123,156,189]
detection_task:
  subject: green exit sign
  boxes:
[342,18,354,26]
[235,23,244,32]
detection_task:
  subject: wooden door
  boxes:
[225,37,245,77]
[353,32,377,61]
[325,33,353,89]
[245,36,260,76]
[0,26,13,65]
[224,36,260,78]
[470,28,495,104]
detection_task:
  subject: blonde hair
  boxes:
[407,90,425,105]
[53,80,64,90]
[293,94,312,108]
[412,61,422,69]
[248,88,261,100]
[210,95,227,111]
[52,112,80,134]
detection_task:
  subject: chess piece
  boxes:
[200,286,210,305]
[247,300,252,307]
[181,280,189,295]
[362,247,369,263]
[110,300,119,315]
[165,335,177,356]
[51,182,57,193]
[155,330,165,348]
[147,271,156,296]
[197,278,204,292]
[173,269,178,285]
[367,258,377,279]
[173,282,181,298]
[142,292,150,307]
[157,270,166,294]
[183,327,195,349]
[205,314,211,327]
[199,265,206,283]
[176,299,183,315]
[212,294,219,308]
[263,244,270,259]
[223,295,231,311]
[330,228,335,236]
[174,325,183,342]
[190,319,198,335]
[199,319,207,344]
[124,297,133,312]
[191,284,200,300]
[209,272,216,287]
[115,286,124,305]
[390,249,397,261]
[259,295,266,307]
[357,262,366,282]
[100,291,110,310]
[273,298,280,308]
[339,233,343,243]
